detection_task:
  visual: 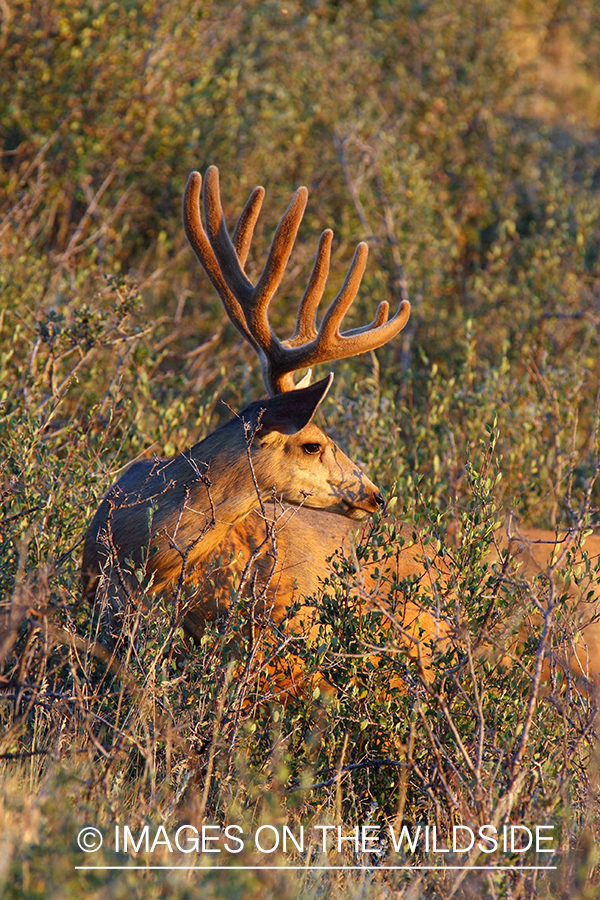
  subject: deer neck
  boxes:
[148,422,269,577]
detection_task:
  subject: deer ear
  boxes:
[258,373,333,435]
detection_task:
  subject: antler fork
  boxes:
[183,165,411,395]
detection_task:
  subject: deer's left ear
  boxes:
[258,373,333,435]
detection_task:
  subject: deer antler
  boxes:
[183,165,411,395]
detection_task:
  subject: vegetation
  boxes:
[1,0,599,897]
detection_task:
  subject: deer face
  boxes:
[236,376,383,521]
[253,422,383,520]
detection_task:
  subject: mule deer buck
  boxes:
[82,166,600,693]
[81,166,415,657]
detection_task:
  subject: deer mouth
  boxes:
[339,497,382,520]
[289,495,373,520]
[345,505,372,521]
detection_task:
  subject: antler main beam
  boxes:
[183,165,411,395]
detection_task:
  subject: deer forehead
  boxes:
[293,422,328,442]
[256,422,330,450]
[285,422,331,449]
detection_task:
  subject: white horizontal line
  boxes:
[75,865,557,871]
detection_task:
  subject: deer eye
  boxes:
[303,442,322,455]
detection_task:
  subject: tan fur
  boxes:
[492,526,600,681]
[183,507,451,699]
[184,512,600,696]
[184,509,442,632]
[82,386,383,617]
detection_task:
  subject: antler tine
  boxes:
[269,239,411,390]
[286,229,333,347]
[203,166,256,306]
[311,238,411,358]
[232,185,265,269]
[183,171,255,348]
[251,186,308,339]
[202,166,308,356]
[320,296,411,355]
[318,241,369,341]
